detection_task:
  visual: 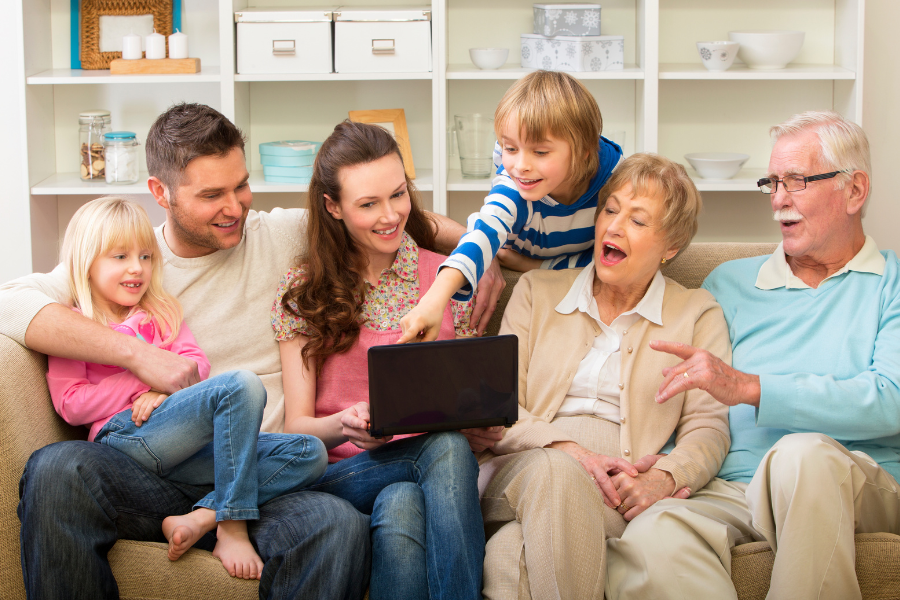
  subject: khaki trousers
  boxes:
[479,416,626,600]
[605,433,900,600]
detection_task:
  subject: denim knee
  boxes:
[21,441,99,501]
[220,369,267,412]
[373,481,425,526]
[424,431,478,474]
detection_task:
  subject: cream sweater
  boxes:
[0,209,307,433]
[486,268,732,493]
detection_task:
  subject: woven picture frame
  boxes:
[80,0,173,69]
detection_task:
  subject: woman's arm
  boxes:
[280,336,346,449]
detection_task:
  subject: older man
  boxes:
[605,111,900,600]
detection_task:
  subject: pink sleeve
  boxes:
[46,357,152,427]
[164,320,212,381]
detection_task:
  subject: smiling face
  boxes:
[594,182,677,294]
[88,241,152,321]
[155,147,252,258]
[324,153,411,277]
[498,118,579,205]
[767,128,855,262]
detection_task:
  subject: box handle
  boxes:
[372,39,395,54]
[272,40,296,55]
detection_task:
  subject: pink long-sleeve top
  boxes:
[46,310,211,442]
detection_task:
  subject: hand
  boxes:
[548,441,638,508]
[611,467,685,521]
[398,295,447,344]
[459,426,505,452]
[650,340,761,407]
[131,390,168,427]
[340,402,393,451]
[469,258,507,336]
[127,342,201,395]
[496,249,543,273]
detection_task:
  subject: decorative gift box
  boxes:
[521,33,623,71]
[236,8,335,75]
[260,141,320,183]
[334,7,432,73]
[533,4,601,37]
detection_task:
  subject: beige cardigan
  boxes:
[485,268,732,493]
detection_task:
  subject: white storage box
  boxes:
[521,33,623,71]
[533,4,602,37]
[335,7,432,73]
[236,8,334,74]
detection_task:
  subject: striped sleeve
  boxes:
[542,248,595,270]
[440,175,528,301]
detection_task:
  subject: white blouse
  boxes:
[554,263,666,423]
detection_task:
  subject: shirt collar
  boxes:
[755,235,885,290]
[556,261,665,326]
[366,231,418,284]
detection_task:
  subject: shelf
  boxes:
[687,169,767,192]
[234,72,433,82]
[247,169,434,194]
[447,64,644,80]
[659,64,855,80]
[26,67,222,85]
[447,170,493,191]
[31,172,151,195]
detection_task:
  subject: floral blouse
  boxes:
[271,232,478,341]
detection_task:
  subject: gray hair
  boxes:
[770,110,871,214]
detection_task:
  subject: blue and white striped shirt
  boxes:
[441,137,622,300]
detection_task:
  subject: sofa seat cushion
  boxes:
[109,540,257,600]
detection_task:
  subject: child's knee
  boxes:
[223,369,267,411]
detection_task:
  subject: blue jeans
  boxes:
[18,440,371,600]
[306,432,484,600]
[95,370,327,521]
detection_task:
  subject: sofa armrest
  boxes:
[0,333,85,600]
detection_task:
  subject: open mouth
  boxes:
[374,225,399,236]
[601,242,627,266]
[516,177,542,188]
[213,220,239,229]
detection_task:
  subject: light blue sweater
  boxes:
[703,251,900,483]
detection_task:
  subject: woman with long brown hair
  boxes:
[271,120,493,599]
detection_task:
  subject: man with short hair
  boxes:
[604,111,900,600]
[1,103,500,599]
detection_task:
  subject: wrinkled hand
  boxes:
[460,426,504,452]
[128,343,201,395]
[611,467,685,521]
[651,340,761,407]
[496,248,543,273]
[398,296,446,344]
[469,258,506,336]
[340,402,393,450]
[549,441,638,508]
[131,390,168,427]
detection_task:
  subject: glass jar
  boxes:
[79,110,111,181]
[102,132,141,185]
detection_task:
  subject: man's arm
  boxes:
[426,211,466,255]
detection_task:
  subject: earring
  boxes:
[661,257,667,264]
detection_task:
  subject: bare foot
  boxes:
[212,520,264,580]
[161,508,216,561]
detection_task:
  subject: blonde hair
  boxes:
[770,110,871,214]
[495,70,602,195]
[595,153,702,256]
[60,197,182,344]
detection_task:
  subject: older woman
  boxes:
[478,153,731,600]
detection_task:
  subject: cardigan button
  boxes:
[623,449,631,456]
[627,347,633,353]
[620,416,626,424]
[618,383,624,389]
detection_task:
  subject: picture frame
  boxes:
[75,0,181,70]
[348,109,416,179]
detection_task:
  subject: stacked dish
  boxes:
[260,141,321,183]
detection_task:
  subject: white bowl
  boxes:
[728,30,805,69]
[469,47,509,70]
[684,153,750,179]
[696,41,739,72]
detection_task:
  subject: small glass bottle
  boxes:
[102,132,141,185]
[79,110,111,181]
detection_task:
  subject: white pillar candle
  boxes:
[121,33,142,60]
[168,30,188,59]
[145,31,166,60]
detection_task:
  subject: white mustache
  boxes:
[773,208,803,222]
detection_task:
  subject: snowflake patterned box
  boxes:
[533,4,601,37]
[520,34,624,72]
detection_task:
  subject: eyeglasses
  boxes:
[757,171,844,194]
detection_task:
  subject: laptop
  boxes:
[367,335,519,438]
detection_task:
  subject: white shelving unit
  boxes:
[6,0,865,279]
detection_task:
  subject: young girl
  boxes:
[46,197,327,580]
[272,121,493,599]
[399,69,622,342]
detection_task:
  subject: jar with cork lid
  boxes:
[79,110,111,180]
